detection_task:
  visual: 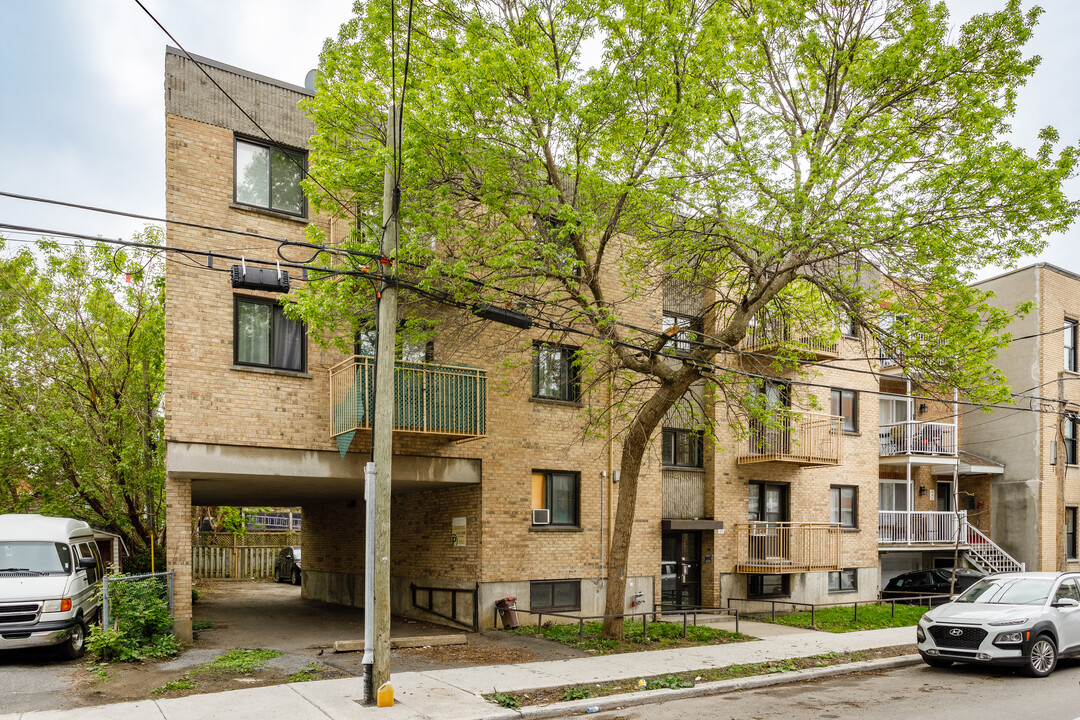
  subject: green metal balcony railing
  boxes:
[329,355,486,454]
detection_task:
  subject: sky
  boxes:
[0,0,1077,279]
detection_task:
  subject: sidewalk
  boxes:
[0,623,917,720]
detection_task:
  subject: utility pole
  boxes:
[367,100,399,701]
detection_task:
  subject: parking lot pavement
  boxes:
[0,646,82,715]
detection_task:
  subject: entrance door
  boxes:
[749,483,789,564]
[661,531,701,609]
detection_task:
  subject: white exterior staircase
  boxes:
[964,522,1025,574]
[878,510,1024,574]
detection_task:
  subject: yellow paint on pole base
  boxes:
[377,682,394,707]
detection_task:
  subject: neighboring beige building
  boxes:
[163,49,1019,640]
[965,264,1080,573]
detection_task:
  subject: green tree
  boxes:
[0,229,165,553]
[299,0,1077,638]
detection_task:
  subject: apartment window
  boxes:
[829,388,858,433]
[234,137,306,216]
[1066,418,1078,466]
[748,574,789,598]
[531,580,581,611]
[533,342,579,402]
[878,480,908,512]
[829,569,858,593]
[1068,508,1078,560]
[355,326,433,362]
[1067,319,1078,372]
[662,313,703,355]
[234,296,306,371]
[531,471,579,526]
[662,428,703,468]
[830,486,857,528]
[840,313,858,338]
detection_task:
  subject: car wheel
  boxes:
[292,568,301,586]
[274,568,283,583]
[59,618,87,660]
[922,657,953,668]
[1025,635,1058,677]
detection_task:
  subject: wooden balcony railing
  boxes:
[737,412,843,466]
[735,522,844,573]
[329,355,486,440]
[742,320,840,360]
[878,421,956,457]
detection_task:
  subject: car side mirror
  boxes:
[1053,597,1080,608]
[78,556,97,570]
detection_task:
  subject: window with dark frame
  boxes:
[1068,507,1078,561]
[1067,319,1078,372]
[531,470,580,526]
[1066,418,1078,466]
[829,486,857,528]
[840,313,858,338]
[829,569,858,593]
[662,313,704,356]
[234,137,307,216]
[748,574,789,598]
[530,579,581,611]
[829,388,858,433]
[532,342,579,402]
[234,296,306,372]
[662,428,703,468]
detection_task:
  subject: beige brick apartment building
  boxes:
[162,48,1020,640]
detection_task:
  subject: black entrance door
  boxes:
[661,531,702,608]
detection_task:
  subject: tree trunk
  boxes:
[602,372,697,639]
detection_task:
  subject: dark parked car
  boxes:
[883,568,984,602]
[273,546,301,585]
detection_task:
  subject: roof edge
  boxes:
[166,46,314,98]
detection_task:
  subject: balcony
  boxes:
[737,413,843,466]
[329,355,486,443]
[878,510,961,546]
[742,320,840,361]
[879,421,955,458]
[735,522,844,573]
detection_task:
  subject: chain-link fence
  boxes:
[101,571,174,630]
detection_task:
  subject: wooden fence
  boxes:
[192,532,301,580]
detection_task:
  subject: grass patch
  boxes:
[85,664,109,683]
[192,649,282,675]
[484,645,915,708]
[757,603,928,632]
[191,621,214,631]
[511,618,749,655]
[151,679,194,695]
[288,664,322,683]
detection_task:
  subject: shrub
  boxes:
[123,546,167,574]
[88,575,179,661]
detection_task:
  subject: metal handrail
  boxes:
[726,593,949,627]
[499,605,742,638]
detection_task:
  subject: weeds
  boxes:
[487,691,520,709]
[646,674,694,690]
[561,686,593,701]
[150,679,193,695]
[192,621,214,631]
[288,664,322,683]
[193,649,281,675]
[88,576,179,662]
[512,619,747,655]
[759,604,927,633]
[85,664,109,683]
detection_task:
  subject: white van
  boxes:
[0,514,103,659]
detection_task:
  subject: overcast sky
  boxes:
[0,0,1076,279]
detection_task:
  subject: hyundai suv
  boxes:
[917,571,1080,677]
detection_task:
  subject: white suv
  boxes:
[917,571,1080,677]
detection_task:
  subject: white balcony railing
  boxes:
[878,421,956,457]
[878,510,963,545]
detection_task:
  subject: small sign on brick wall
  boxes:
[451,516,467,547]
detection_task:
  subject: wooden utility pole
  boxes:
[370,101,399,697]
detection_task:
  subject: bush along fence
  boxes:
[192,531,300,580]
[90,571,180,661]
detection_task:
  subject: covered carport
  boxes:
[165,440,481,641]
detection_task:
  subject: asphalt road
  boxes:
[587,659,1080,720]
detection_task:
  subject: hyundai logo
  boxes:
[949,628,964,637]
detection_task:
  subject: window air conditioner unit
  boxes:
[532,508,551,525]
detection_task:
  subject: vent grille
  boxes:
[929,625,987,650]
[0,602,41,625]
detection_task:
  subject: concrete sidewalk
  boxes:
[0,624,916,720]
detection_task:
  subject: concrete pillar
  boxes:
[166,473,193,642]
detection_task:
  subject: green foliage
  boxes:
[151,679,193,695]
[86,664,109,684]
[0,230,165,553]
[193,649,282,675]
[191,588,200,604]
[192,620,214,631]
[514,619,747,654]
[123,546,167,575]
[761,603,928,632]
[561,686,593,701]
[88,575,179,662]
[646,674,694,690]
[288,663,322,683]
[486,691,521,709]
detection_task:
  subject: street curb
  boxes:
[513,654,924,719]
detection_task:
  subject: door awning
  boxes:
[662,519,724,532]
